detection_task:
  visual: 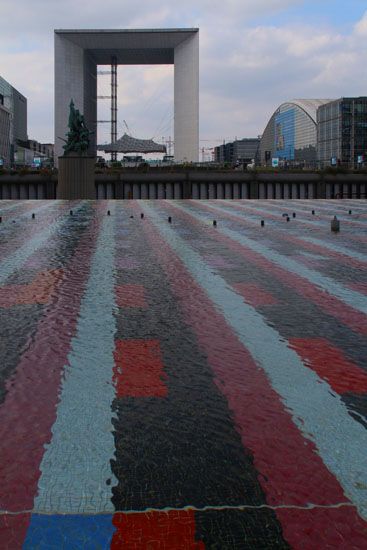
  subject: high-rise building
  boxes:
[317,97,367,169]
[0,76,28,167]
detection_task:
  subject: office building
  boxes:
[214,138,260,164]
[54,29,199,165]
[0,75,28,167]
[317,97,367,169]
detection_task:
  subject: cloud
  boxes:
[354,10,367,35]
[1,1,366,151]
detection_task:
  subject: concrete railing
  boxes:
[1,172,366,200]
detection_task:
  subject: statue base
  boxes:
[57,155,95,199]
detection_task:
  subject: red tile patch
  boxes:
[115,284,147,308]
[113,339,168,398]
[0,269,63,308]
[111,511,204,549]
[233,282,278,307]
[289,337,367,395]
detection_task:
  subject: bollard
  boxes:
[331,216,340,232]
[130,215,134,219]
[168,216,172,223]
[213,220,217,226]
[141,213,144,219]
[349,210,352,215]
[0,216,2,223]
[282,213,288,218]
[312,210,315,215]
[70,210,73,216]
[286,217,290,222]
[107,210,111,216]
[292,212,296,218]
[32,213,35,219]
[261,220,264,227]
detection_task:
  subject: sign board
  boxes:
[272,158,279,168]
[331,157,337,166]
[0,159,3,167]
[34,157,42,166]
[357,155,364,164]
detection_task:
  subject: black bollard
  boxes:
[261,220,264,227]
[331,216,340,232]
[168,216,172,223]
[107,210,110,216]
[0,216,2,223]
[213,220,217,226]
[141,213,144,219]
[349,210,352,215]
[286,216,290,222]
[312,210,315,215]
[32,213,35,219]
[70,210,73,216]
[292,212,296,218]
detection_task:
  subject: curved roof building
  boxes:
[260,99,333,167]
[97,133,166,154]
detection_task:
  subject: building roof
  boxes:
[286,99,334,123]
[97,133,166,154]
[55,29,198,64]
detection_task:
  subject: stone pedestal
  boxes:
[57,155,95,199]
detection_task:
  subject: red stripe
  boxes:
[113,339,167,398]
[115,284,147,308]
[111,510,204,549]
[348,282,367,295]
[174,201,367,337]
[0,514,30,550]
[233,282,278,306]
[289,338,367,394]
[133,203,367,548]
[0,206,102,548]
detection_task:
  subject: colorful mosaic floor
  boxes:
[0,199,366,549]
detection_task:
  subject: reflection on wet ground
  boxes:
[0,199,366,549]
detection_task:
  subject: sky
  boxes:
[1,0,367,159]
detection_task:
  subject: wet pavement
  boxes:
[0,199,366,549]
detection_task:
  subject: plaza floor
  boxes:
[0,199,366,549]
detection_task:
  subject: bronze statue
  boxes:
[61,100,93,155]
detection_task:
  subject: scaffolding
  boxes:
[110,56,118,162]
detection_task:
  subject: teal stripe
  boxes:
[0,201,78,285]
[33,203,118,513]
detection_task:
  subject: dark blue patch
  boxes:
[23,514,114,549]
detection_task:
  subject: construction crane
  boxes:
[123,120,133,136]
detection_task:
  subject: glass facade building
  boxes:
[214,138,260,164]
[260,100,333,168]
[0,76,27,167]
[317,97,367,169]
